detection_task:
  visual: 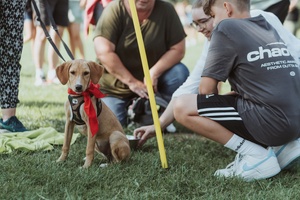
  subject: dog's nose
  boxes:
[75,84,83,92]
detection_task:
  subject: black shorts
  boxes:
[197,94,265,147]
[33,0,69,27]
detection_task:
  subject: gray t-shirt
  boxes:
[202,15,300,145]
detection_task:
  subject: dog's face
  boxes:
[56,59,104,94]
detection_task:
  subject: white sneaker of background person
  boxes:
[214,147,281,182]
[47,69,60,84]
[271,138,300,170]
[166,123,176,133]
[34,68,46,86]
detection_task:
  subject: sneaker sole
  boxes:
[280,153,300,170]
[0,128,11,133]
[0,124,14,132]
[276,144,300,170]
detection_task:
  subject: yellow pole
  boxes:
[128,0,168,168]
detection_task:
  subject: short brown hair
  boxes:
[203,0,250,16]
[203,0,217,15]
[192,0,204,9]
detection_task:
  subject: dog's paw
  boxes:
[81,164,91,169]
[56,155,67,163]
[56,158,65,163]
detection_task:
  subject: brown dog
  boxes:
[56,59,130,168]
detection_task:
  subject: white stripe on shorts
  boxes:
[198,107,242,121]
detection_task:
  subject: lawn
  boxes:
[0,32,300,199]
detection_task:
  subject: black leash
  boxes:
[31,0,74,61]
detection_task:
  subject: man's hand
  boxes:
[133,125,156,147]
[128,80,148,98]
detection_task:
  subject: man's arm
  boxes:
[199,77,219,94]
[94,36,148,97]
[149,39,185,92]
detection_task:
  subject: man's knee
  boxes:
[173,96,188,122]
[174,94,198,123]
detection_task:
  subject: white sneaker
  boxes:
[271,138,300,170]
[166,123,176,133]
[214,148,281,181]
[214,161,235,177]
[35,70,46,86]
[34,76,46,86]
[47,69,59,84]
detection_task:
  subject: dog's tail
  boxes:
[110,131,131,162]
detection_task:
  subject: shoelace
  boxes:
[224,153,244,175]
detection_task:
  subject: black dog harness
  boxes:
[68,95,102,125]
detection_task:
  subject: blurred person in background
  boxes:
[82,0,113,36]
[23,0,36,63]
[284,0,300,35]
[68,0,85,59]
[32,0,69,86]
[23,0,36,44]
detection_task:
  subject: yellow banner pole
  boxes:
[128,0,168,168]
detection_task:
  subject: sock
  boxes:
[225,134,268,157]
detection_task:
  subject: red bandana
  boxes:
[68,83,106,137]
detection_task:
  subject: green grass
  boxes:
[1,33,300,199]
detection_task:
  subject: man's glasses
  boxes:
[190,16,212,30]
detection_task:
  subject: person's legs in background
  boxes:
[23,1,36,45]
[23,1,36,71]
[47,25,66,83]
[0,0,27,132]
[32,0,50,86]
[101,96,132,127]
[284,1,299,35]
[33,25,47,86]
[67,0,85,59]
[93,1,104,23]
[157,62,189,102]
[46,0,69,83]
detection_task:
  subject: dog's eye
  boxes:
[84,71,89,76]
[70,71,75,75]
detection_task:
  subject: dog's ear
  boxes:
[56,61,72,85]
[87,61,104,84]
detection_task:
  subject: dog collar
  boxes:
[68,83,106,137]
